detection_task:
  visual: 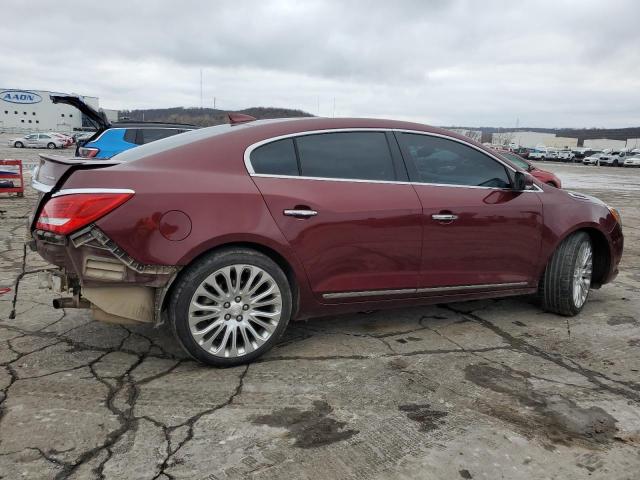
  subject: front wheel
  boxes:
[169,248,292,366]
[539,232,593,316]
[14,141,23,148]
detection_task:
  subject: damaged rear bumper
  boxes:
[33,224,180,325]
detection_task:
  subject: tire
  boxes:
[538,232,593,316]
[14,141,23,148]
[47,142,56,149]
[169,248,292,366]
[545,181,556,187]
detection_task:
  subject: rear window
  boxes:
[295,132,396,181]
[250,139,299,175]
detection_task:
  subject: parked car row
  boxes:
[500,145,640,168]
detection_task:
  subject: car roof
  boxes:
[112,117,497,163]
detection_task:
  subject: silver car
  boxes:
[8,133,65,149]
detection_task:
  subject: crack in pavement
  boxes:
[444,305,640,404]
[151,364,250,479]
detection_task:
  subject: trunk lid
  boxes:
[30,153,122,228]
[49,94,111,131]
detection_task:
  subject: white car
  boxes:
[583,154,607,165]
[623,156,640,167]
[8,133,65,149]
[599,150,627,167]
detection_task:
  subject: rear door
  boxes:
[249,130,423,300]
[22,134,38,147]
[396,132,544,290]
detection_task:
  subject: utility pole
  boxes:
[317,96,320,116]
[332,97,336,117]
[200,69,203,109]
[213,97,216,109]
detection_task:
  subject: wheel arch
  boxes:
[162,240,302,320]
[540,225,611,288]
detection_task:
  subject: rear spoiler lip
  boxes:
[38,153,123,166]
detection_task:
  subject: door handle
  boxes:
[284,209,318,218]
[431,214,458,222]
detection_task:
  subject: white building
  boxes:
[492,131,578,149]
[0,88,106,133]
[583,138,626,150]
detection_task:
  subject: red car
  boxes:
[495,149,562,188]
[31,117,623,366]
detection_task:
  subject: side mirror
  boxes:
[513,171,534,191]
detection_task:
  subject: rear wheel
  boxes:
[539,232,593,316]
[169,248,292,366]
[47,142,56,149]
[14,141,23,148]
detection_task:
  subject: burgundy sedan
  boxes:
[495,149,562,188]
[30,117,623,366]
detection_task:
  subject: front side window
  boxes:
[250,138,298,176]
[39,134,50,139]
[295,132,396,181]
[398,133,511,188]
[502,152,530,170]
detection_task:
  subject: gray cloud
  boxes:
[1,0,638,127]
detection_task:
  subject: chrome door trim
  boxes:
[322,281,530,299]
[416,281,528,294]
[323,288,416,299]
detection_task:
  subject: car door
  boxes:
[37,134,50,148]
[248,130,423,300]
[396,132,544,291]
[24,134,38,147]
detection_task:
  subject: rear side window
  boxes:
[250,139,298,176]
[139,128,180,144]
[124,129,138,144]
[398,133,511,188]
[295,132,396,181]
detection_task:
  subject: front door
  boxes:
[396,132,544,290]
[248,131,423,299]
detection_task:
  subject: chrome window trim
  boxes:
[243,127,542,192]
[52,188,135,198]
[322,281,529,299]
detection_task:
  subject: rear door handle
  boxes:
[284,209,318,218]
[431,214,458,221]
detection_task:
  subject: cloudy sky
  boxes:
[1,0,638,127]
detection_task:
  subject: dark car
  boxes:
[50,95,196,159]
[30,117,623,366]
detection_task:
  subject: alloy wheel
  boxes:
[572,242,592,308]
[188,264,283,358]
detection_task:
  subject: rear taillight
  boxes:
[79,147,100,158]
[36,192,133,235]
